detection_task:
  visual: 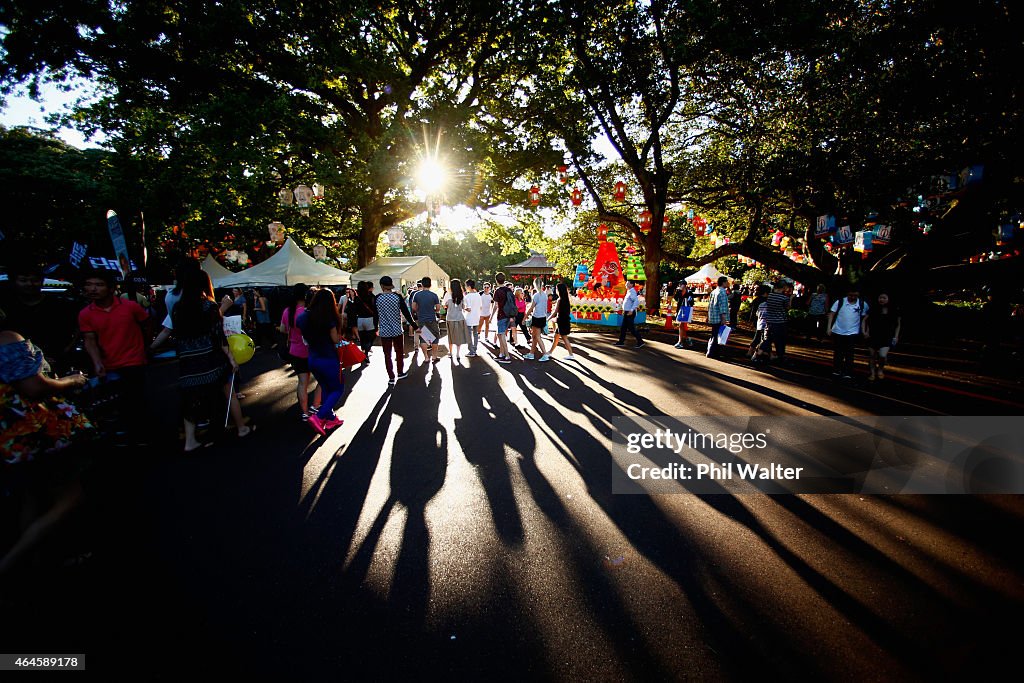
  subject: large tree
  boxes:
[0,0,544,267]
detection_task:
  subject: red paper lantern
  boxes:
[597,224,609,242]
[557,165,568,184]
[528,185,541,206]
[664,215,671,228]
[639,209,653,234]
[613,181,627,202]
[693,215,707,236]
[570,187,583,206]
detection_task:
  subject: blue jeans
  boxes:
[308,352,344,420]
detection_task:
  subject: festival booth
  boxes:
[505,252,555,284]
[568,224,646,327]
[347,255,449,293]
[684,263,731,287]
[211,238,351,288]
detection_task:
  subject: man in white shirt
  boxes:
[827,285,869,379]
[613,282,645,348]
[463,279,482,357]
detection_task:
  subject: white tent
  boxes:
[347,256,450,292]
[684,263,731,284]
[212,239,351,288]
[201,255,234,281]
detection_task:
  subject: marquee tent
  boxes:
[683,263,731,284]
[212,239,351,288]
[347,256,450,292]
[201,255,234,282]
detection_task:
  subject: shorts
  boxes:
[557,320,571,336]
[497,317,511,334]
[289,354,310,374]
[420,321,441,341]
[530,316,547,329]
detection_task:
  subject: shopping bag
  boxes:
[676,306,693,323]
[336,341,367,368]
[419,325,437,345]
[717,325,732,345]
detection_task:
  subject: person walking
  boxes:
[523,278,551,361]
[78,268,151,444]
[279,284,321,420]
[253,288,274,349]
[463,279,482,357]
[748,285,771,362]
[614,281,645,348]
[490,273,515,363]
[408,281,423,351]
[728,285,742,329]
[411,277,441,364]
[479,282,493,344]
[443,279,470,364]
[349,280,378,357]
[808,284,830,343]
[704,276,730,359]
[548,281,576,360]
[865,292,901,381]
[760,281,791,363]
[673,283,695,348]
[375,276,415,385]
[172,269,252,450]
[827,285,869,380]
[511,287,528,347]
[297,289,346,436]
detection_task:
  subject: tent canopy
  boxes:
[348,256,450,291]
[684,263,731,284]
[506,251,555,276]
[212,239,351,288]
[201,255,233,281]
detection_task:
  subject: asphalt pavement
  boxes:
[4,327,1023,679]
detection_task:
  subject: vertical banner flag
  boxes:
[69,242,88,268]
[106,210,132,278]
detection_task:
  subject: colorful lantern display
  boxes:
[267,222,285,244]
[873,224,892,245]
[639,209,653,234]
[597,224,610,242]
[312,183,325,201]
[854,230,873,253]
[313,244,327,261]
[294,185,313,216]
[277,188,293,206]
[772,230,784,247]
[557,165,569,184]
[528,185,541,206]
[387,226,406,250]
[613,181,627,202]
[692,215,707,236]
[570,187,583,206]
[815,215,836,237]
[835,225,854,245]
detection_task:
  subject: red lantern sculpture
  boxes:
[664,215,671,228]
[692,215,707,236]
[639,209,653,234]
[557,165,569,184]
[613,181,627,202]
[597,224,610,242]
[570,187,583,206]
[528,185,541,206]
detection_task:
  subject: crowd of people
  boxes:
[0,254,995,585]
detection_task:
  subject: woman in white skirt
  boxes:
[443,279,470,363]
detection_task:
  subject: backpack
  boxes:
[500,286,518,318]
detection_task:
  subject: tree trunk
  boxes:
[643,238,663,315]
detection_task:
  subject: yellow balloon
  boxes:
[227,333,255,364]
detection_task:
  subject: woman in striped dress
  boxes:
[172,270,251,450]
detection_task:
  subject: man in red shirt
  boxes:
[79,268,151,444]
